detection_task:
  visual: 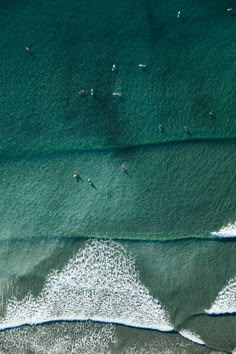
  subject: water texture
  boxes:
[0,0,235,157]
[0,0,235,352]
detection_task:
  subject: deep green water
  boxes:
[0,0,235,352]
[0,0,235,157]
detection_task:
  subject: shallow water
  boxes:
[0,238,235,352]
[0,0,235,352]
[0,321,225,354]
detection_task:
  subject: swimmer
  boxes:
[227,8,233,11]
[73,172,79,181]
[209,111,216,118]
[159,124,164,132]
[112,64,116,71]
[112,92,121,96]
[121,163,125,172]
[87,177,92,185]
[25,47,31,53]
[177,11,181,18]
[90,89,94,96]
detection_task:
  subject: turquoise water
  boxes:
[0,0,235,352]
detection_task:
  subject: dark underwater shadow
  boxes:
[90,182,97,190]
[124,169,131,177]
[75,175,83,183]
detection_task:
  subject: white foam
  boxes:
[179,329,205,345]
[205,277,236,314]
[211,221,236,238]
[0,240,173,332]
[0,322,115,354]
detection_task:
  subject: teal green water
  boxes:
[1,141,235,241]
[0,0,235,352]
[0,0,235,157]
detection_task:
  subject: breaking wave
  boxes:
[211,222,236,238]
[179,329,205,345]
[0,240,173,332]
[205,277,236,314]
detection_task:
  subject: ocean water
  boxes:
[0,0,235,157]
[0,0,235,352]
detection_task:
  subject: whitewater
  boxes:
[206,276,236,315]
[0,239,235,351]
[0,240,173,332]
[211,221,236,238]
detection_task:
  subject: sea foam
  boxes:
[211,222,236,238]
[179,329,205,345]
[0,240,173,332]
[0,322,115,354]
[205,277,236,314]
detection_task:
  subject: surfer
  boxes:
[112,64,116,71]
[73,172,79,182]
[77,90,85,95]
[121,163,125,172]
[138,64,146,68]
[90,89,94,96]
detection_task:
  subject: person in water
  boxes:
[87,178,92,185]
[209,111,217,119]
[73,172,79,182]
[121,163,125,172]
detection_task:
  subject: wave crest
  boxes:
[211,222,236,238]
